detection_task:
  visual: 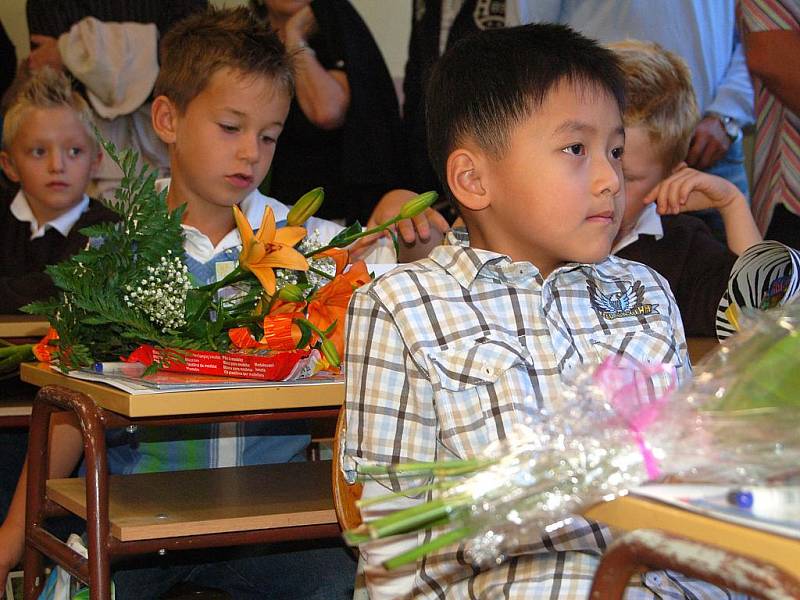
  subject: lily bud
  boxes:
[277,284,305,302]
[320,338,341,368]
[398,191,438,220]
[286,187,324,226]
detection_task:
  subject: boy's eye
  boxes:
[68,147,84,158]
[562,143,585,156]
[31,148,46,158]
[260,134,277,145]
[611,146,624,160]
[219,123,239,133]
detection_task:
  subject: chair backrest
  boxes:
[331,406,363,531]
[591,529,800,599]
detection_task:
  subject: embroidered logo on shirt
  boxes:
[588,280,658,320]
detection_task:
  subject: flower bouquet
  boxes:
[344,302,800,568]
[24,139,436,379]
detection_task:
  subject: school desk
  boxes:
[19,362,344,600]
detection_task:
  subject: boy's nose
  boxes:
[48,151,65,173]
[594,156,621,198]
[237,136,260,163]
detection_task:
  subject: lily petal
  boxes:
[251,265,277,295]
[261,246,309,271]
[256,206,276,245]
[273,226,307,247]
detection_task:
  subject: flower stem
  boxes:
[383,526,476,570]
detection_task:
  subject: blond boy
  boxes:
[611,40,762,337]
[0,67,113,312]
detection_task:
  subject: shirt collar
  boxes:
[612,203,664,254]
[10,189,90,240]
[432,228,619,288]
[155,178,264,263]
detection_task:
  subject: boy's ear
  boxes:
[447,149,490,211]
[0,151,20,183]
[151,95,179,144]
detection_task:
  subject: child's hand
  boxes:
[350,189,450,261]
[643,163,742,215]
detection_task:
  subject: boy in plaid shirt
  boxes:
[343,23,737,599]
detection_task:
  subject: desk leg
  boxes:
[77,399,111,600]
[23,385,113,600]
[23,388,57,598]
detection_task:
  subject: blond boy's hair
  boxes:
[2,67,96,151]
[609,40,699,172]
[154,7,294,113]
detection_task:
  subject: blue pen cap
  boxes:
[728,490,754,508]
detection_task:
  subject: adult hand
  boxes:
[284,5,318,48]
[28,35,63,71]
[685,116,730,170]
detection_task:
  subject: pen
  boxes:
[727,486,800,518]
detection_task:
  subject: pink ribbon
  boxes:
[593,357,677,479]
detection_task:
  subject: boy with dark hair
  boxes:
[343,24,729,599]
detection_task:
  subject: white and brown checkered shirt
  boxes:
[343,230,736,599]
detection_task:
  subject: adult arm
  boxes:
[284,6,350,130]
[704,29,755,127]
[744,30,800,115]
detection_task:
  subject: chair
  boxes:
[590,529,800,599]
[331,406,363,531]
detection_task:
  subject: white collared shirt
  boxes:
[154,178,395,265]
[10,190,91,241]
[612,202,664,254]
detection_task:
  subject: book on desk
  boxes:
[67,361,341,394]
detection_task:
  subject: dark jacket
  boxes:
[617,214,737,337]
[0,188,118,312]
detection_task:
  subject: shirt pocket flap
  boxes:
[427,335,531,392]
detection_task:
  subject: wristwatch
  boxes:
[706,112,742,142]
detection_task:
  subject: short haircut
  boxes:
[608,39,699,172]
[2,67,95,151]
[425,23,625,205]
[154,6,294,113]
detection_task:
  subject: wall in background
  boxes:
[0,0,411,79]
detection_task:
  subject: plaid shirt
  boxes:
[343,230,736,599]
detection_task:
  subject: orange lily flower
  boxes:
[33,327,59,362]
[233,205,309,295]
[306,261,371,358]
[261,311,305,351]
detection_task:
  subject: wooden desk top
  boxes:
[0,315,49,338]
[20,362,344,418]
[585,494,799,575]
